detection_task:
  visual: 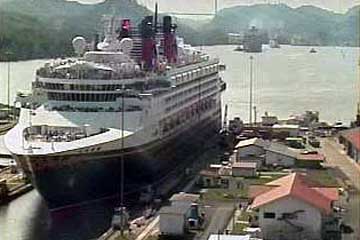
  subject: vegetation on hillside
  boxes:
[192,4,359,46]
[0,1,358,60]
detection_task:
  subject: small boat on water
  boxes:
[310,48,317,53]
[234,45,244,52]
[269,39,280,48]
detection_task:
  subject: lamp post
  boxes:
[115,85,126,235]
[253,106,257,126]
[26,102,32,127]
[249,55,254,126]
[6,51,11,119]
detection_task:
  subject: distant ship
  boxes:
[243,26,263,53]
[310,48,317,53]
[234,45,244,52]
[269,39,280,48]
[4,14,225,208]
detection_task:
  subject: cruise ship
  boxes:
[4,15,224,208]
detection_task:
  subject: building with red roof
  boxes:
[250,173,339,240]
[339,128,360,163]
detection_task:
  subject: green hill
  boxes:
[0,2,358,60]
[0,0,150,60]
[192,4,359,46]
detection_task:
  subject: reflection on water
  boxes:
[203,45,359,124]
[0,45,359,239]
[0,190,117,240]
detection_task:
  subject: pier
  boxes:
[0,167,33,205]
[0,127,33,204]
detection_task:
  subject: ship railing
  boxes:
[36,71,148,80]
[23,126,109,143]
[48,105,142,113]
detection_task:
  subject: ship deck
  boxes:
[0,135,11,157]
[4,124,133,156]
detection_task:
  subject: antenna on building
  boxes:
[154,2,158,33]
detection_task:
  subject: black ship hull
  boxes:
[17,115,221,209]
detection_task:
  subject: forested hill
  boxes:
[0,0,150,60]
[187,4,359,46]
[0,1,359,61]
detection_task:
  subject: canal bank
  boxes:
[0,167,33,205]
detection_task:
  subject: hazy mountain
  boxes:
[0,1,358,60]
[192,4,359,46]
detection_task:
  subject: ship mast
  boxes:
[356,57,360,126]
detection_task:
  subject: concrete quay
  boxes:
[0,167,33,205]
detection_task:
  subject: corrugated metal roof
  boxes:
[170,192,200,202]
[208,234,250,240]
[232,162,257,169]
[159,204,191,215]
[251,173,339,215]
[235,137,270,149]
[265,142,297,158]
[297,153,325,161]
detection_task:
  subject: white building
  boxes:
[265,142,297,167]
[234,138,269,159]
[169,192,200,207]
[251,173,339,240]
[272,124,300,137]
[160,192,201,235]
[261,112,278,126]
[232,162,257,177]
[159,204,191,235]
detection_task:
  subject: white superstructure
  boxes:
[6,16,223,157]
[3,15,225,207]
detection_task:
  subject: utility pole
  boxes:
[215,0,218,15]
[249,55,254,126]
[120,84,125,236]
[115,85,127,236]
[356,58,360,126]
[253,106,257,126]
[6,51,11,118]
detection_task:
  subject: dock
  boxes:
[0,167,33,204]
[97,136,222,240]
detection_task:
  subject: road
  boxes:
[321,138,360,240]
[321,138,360,190]
[196,202,234,240]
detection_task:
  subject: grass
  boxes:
[202,188,248,202]
[243,174,283,185]
[232,222,248,235]
[202,174,284,202]
[237,210,256,222]
[115,236,130,240]
[146,234,195,240]
[145,237,158,240]
[306,169,340,187]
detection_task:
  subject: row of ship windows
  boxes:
[165,85,218,113]
[35,81,171,92]
[161,97,217,134]
[47,92,138,102]
[171,64,219,84]
[165,76,218,104]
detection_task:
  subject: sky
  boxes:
[74,0,360,13]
